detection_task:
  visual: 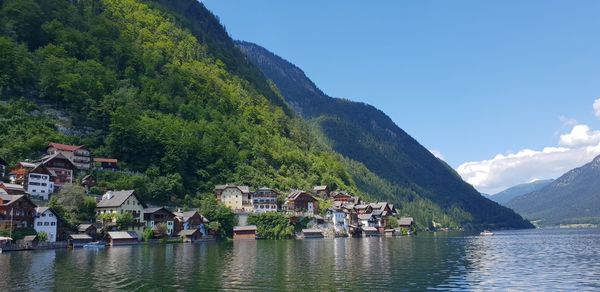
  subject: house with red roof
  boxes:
[47,142,91,170]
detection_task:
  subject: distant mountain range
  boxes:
[236,41,532,230]
[485,179,554,205]
[506,155,600,226]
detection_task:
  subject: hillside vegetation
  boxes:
[0,0,531,229]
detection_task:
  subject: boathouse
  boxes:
[233,225,257,240]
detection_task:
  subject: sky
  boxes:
[203,0,600,194]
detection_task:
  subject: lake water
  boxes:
[1,228,600,291]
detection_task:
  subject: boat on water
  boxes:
[480,230,494,236]
[83,241,106,248]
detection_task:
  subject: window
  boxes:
[44,222,49,226]
[37,222,42,226]
[51,222,55,226]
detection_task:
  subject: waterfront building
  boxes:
[143,207,177,236]
[34,207,68,242]
[174,210,209,235]
[233,225,257,240]
[96,190,146,237]
[252,187,278,213]
[215,184,253,213]
[283,190,318,215]
[105,231,139,246]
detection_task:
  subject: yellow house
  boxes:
[215,184,253,213]
[96,190,146,238]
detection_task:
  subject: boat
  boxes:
[83,241,106,248]
[480,230,494,236]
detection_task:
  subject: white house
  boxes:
[215,184,253,212]
[34,207,59,242]
[96,190,146,238]
[27,165,55,200]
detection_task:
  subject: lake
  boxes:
[1,228,600,291]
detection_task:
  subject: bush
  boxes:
[142,228,153,242]
[37,231,48,242]
[248,212,295,239]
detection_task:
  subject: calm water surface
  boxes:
[1,228,600,291]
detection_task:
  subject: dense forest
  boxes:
[0,0,530,229]
[237,41,533,230]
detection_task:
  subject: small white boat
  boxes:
[480,230,494,236]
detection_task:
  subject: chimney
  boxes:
[103,190,113,200]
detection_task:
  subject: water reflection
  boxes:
[1,229,600,291]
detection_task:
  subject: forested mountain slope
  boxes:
[237,41,532,229]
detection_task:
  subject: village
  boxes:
[0,142,416,251]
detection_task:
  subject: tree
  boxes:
[247,212,295,239]
[387,216,399,229]
[142,228,153,242]
[199,196,237,238]
[37,231,48,242]
[153,222,167,238]
[116,212,134,230]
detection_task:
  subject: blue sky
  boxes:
[204,0,600,193]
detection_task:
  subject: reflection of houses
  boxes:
[93,158,118,170]
[46,142,91,170]
[96,190,146,237]
[105,231,139,245]
[143,207,176,236]
[312,185,330,198]
[283,190,318,215]
[215,184,253,213]
[233,225,257,240]
[34,207,68,242]
[0,193,37,230]
[174,210,208,235]
[253,187,278,213]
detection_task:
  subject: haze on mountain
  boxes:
[506,155,600,226]
[485,179,554,205]
[236,41,532,230]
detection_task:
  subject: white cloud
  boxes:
[559,124,600,147]
[457,144,600,194]
[457,99,600,194]
[429,149,445,160]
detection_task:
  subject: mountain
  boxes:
[487,179,554,205]
[506,155,600,226]
[236,41,532,229]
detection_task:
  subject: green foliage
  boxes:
[387,216,399,229]
[142,228,153,242]
[199,196,237,238]
[316,198,332,216]
[116,212,134,230]
[50,183,96,226]
[37,231,48,242]
[247,212,295,239]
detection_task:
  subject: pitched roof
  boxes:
[313,185,328,191]
[399,217,414,226]
[97,190,142,208]
[0,194,35,207]
[233,225,257,232]
[22,235,38,241]
[36,207,51,214]
[174,211,209,223]
[0,183,25,190]
[77,224,96,232]
[362,226,378,232]
[106,231,138,240]
[143,207,174,216]
[177,229,200,236]
[358,213,374,220]
[286,190,315,201]
[215,184,251,193]
[38,152,76,169]
[48,143,84,152]
[68,234,92,240]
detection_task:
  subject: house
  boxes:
[0,182,27,195]
[215,184,253,213]
[354,204,373,215]
[233,225,257,240]
[312,185,330,198]
[34,207,68,242]
[36,153,76,190]
[68,234,93,247]
[0,193,37,230]
[174,210,209,235]
[46,143,91,170]
[331,191,353,203]
[399,217,415,232]
[0,157,7,178]
[328,203,350,233]
[302,228,324,239]
[362,226,380,237]
[143,207,176,236]
[26,164,55,200]
[283,190,318,214]
[20,235,39,248]
[81,175,97,190]
[96,190,146,237]
[252,187,278,213]
[77,224,98,240]
[93,158,118,170]
[105,231,139,246]
[385,229,396,237]
[177,229,201,242]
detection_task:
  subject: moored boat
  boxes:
[83,241,106,248]
[480,230,494,236]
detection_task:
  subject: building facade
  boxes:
[47,143,91,170]
[215,184,253,213]
[253,187,278,213]
[96,190,146,237]
[0,194,37,231]
[34,207,67,242]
